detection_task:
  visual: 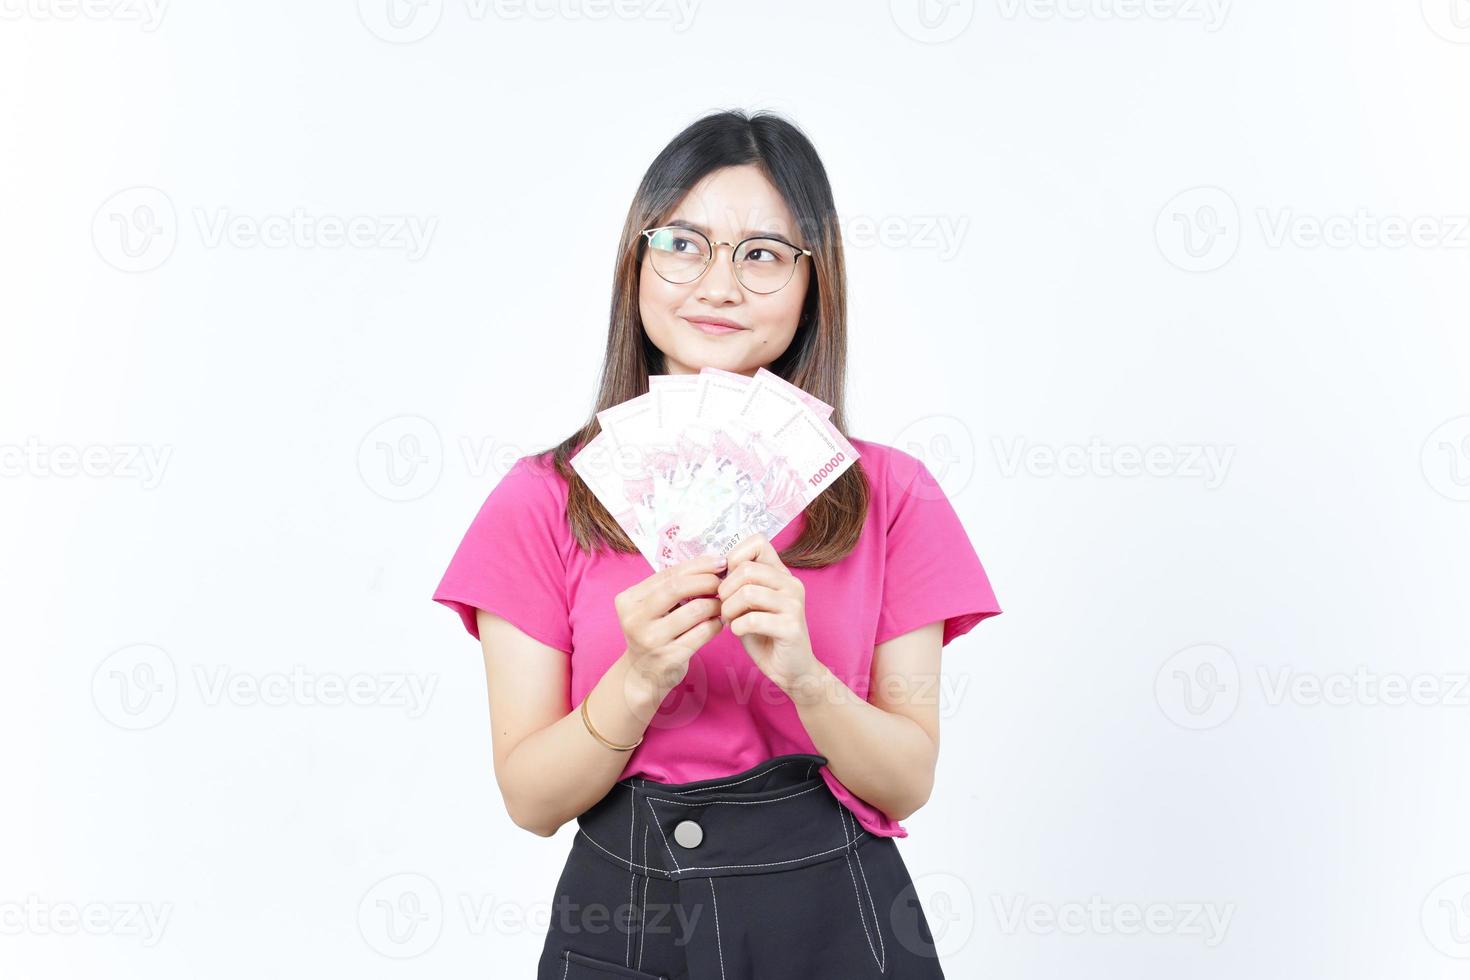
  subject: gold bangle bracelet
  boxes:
[580,694,643,752]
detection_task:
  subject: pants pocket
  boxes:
[561,948,669,979]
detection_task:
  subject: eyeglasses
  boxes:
[639,225,813,295]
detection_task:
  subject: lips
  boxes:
[683,316,746,335]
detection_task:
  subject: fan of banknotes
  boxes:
[570,367,860,570]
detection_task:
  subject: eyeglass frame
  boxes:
[638,224,815,294]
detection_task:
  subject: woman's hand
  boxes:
[615,554,727,704]
[717,533,825,696]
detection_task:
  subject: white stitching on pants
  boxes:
[662,758,810,795]
[627,780,636,967]
[561,948,570,979]
[648,798,684,873]
[709,877,727,980]
[837,800,883,971]
[638,824,649,971]
[650,784,825,809]
[581,825,870,876]
[851,830,887,972]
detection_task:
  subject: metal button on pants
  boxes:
[672,820,703,849]
[536,752,948,979]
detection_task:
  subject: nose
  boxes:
[691,242,743,303]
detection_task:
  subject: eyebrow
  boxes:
[664,218,800,248]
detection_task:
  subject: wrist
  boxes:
[783,659,835,707]
[619,649,672,716]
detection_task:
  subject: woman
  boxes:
[433,109,1002,979]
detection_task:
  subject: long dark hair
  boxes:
[545,108,868,567]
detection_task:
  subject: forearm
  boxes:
[501,650,666,837]
[787,663,937,822]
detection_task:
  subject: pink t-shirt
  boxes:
[432,437,1002,838]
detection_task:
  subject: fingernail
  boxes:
[712,555,726,568]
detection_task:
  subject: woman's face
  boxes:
[639,164,812,378]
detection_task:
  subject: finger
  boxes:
[729,609,793,641]
[721,583,788,623]
[660,571,726,612]
[633,554,725,601]
[672,552,728,576]
[673,613,724,652]
[723,533,784,570]
[654,596,722,645]
[716,561,785,601]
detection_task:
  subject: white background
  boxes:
[4,0,1470,977]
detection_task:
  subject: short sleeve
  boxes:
[432,455,574,652]
[875,451,1002,647]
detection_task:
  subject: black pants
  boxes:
[537,752,947,979]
